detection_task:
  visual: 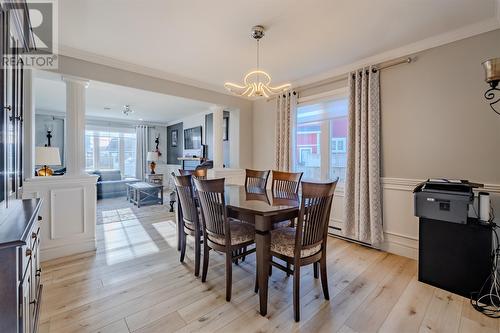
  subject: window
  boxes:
[294,91,348,182]
[85,127,137,178]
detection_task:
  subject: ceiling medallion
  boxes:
[224,25,291,98]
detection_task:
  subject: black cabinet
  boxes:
[0,198,43,333]
[418,217,493,299]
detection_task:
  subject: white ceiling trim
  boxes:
[35,108,168,127]
[57,17,500,99]
[292,17,500,88]
[57,44,232,95]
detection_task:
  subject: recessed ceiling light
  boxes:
[139,118,143,121]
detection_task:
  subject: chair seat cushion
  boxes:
[183,220,197,231]
[270,227,321,258]
[209,220,255,246]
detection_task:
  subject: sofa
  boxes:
[90,170,140,199]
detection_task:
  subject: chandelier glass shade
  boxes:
[224,26,291,98]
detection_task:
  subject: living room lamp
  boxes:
[35,146,61,176]
[147,151,159,174]
[482,58,500,116]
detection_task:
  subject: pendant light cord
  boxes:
[256,39,260,70]
[256,39,260,84]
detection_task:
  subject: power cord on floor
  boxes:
[470,205,500,318]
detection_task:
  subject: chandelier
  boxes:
[224,25,291,98]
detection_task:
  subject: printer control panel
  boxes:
[439,201,450,211]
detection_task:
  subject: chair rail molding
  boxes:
[328,177,500,259]
[23,174,99,261]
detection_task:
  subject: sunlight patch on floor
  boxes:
[152,220,178,247]
[102,209,159,265]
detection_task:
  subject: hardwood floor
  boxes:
[39,197,498,333]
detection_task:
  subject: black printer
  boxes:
[414,179,480,224]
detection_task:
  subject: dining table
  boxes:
[175,183,300,316]
[224,184,300,316]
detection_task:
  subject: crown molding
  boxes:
[57,44,232,96]
[35,108,168,127]
[292,17,500,88]
[61,75,90,88]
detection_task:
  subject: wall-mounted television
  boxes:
[184,126,202,150]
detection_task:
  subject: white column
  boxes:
[62,76,89,175]
[23,69,35,177]
[212,105,224,169]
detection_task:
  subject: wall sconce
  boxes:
[482,58,500,116]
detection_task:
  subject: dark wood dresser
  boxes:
[0,199,43,333]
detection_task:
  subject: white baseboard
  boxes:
[41,239,96,262]
[381,232,418,260]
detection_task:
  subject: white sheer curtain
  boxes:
[343,66,383,247]
[135,125,150,180]
[275,92,297,171]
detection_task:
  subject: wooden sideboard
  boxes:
[0,198,43,333]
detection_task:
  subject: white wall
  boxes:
[35,114,65,166]
[166,110,211,161]
[167,109,242,168]
[252,29,500,259]
[148,125,168,164]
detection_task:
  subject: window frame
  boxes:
[294,87,348,183]
[85,126,137,178]
[331,137,347,153]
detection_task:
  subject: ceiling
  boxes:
[56,0,499,92]
[34,71,213,123]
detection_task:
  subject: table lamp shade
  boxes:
[147,151,159,161]
[35,146,61,166]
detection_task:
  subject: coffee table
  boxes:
[127,182,164,207]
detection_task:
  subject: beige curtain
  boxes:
[135,125,150,180]
[343,67,383,247]
[275,93,297,171]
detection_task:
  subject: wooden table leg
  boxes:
[255,215,271,316]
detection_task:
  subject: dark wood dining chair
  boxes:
[270,170,303,230]
[178,168,208,179]
[264,179,338,322]
[172,173,203,277]
[271,170,303,195]
[245,169,270,191]
[193,177,256,301]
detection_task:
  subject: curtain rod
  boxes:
[267,56,413,101]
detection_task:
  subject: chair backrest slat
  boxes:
[295,180,338,254]
[271,170,303,196]
[193,178,228,240]
[245,169,270,191]
[172,173,199,228]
